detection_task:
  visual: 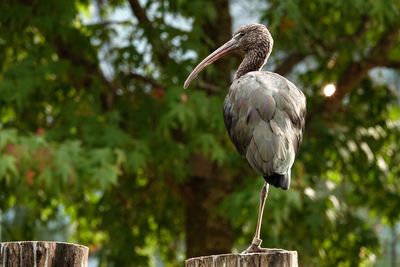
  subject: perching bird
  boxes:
[184,24,306,253]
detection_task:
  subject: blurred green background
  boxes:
[1,0,400,266]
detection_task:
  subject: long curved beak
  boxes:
[184,38,239,89]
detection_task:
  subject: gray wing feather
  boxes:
[223,71,306,179]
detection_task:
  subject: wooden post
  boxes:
[185,249,297,267]
[0,241,88,267]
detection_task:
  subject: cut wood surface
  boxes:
[185,249,297,267]
[0,241,88,267]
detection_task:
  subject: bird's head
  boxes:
[184,23,273,89]
[233,24,273,54]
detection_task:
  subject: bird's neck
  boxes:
[235,49,270,79]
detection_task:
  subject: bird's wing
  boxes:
[223,71,306,177]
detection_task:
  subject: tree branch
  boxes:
[350,15,370,41]
[322,24,400,114]
[128,72,165,90]
[197,80,221,93]
[85,20,133,28]
[127,0,152,30]
[274,53,306,76]
[385,60,400,69]
[127,0,170,65]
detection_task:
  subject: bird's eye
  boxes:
[233,32,245,39]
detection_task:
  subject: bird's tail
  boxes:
[263,172,290,190]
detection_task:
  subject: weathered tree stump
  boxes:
[185,249,297,267]
[0,241,88,267]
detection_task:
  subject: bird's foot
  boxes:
[241,238,268,254]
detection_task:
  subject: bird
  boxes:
[184,23,306,253]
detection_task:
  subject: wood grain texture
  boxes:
[185,249,297,267]
[0,241,88,267]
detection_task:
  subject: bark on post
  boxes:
[0,241,88,267]
[185,249,298,267]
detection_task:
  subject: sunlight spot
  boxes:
[360,142,374,162]
[329,195,340,210]
[304,187,316,200]
[376,156,388,172]
[323,83,336,97]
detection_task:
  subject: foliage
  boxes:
[0,0,400,266]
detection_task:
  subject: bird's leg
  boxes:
[241,182,269,254]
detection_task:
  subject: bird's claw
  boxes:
[241,238,268,254]
[241,243,268,254]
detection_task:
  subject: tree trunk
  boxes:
[198,0,233,90]
[184,0,235,259]
[0,241,88,267]
[185,172,233,257]
[185,250,298,267]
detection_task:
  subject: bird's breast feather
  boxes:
[224,71,306,176]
